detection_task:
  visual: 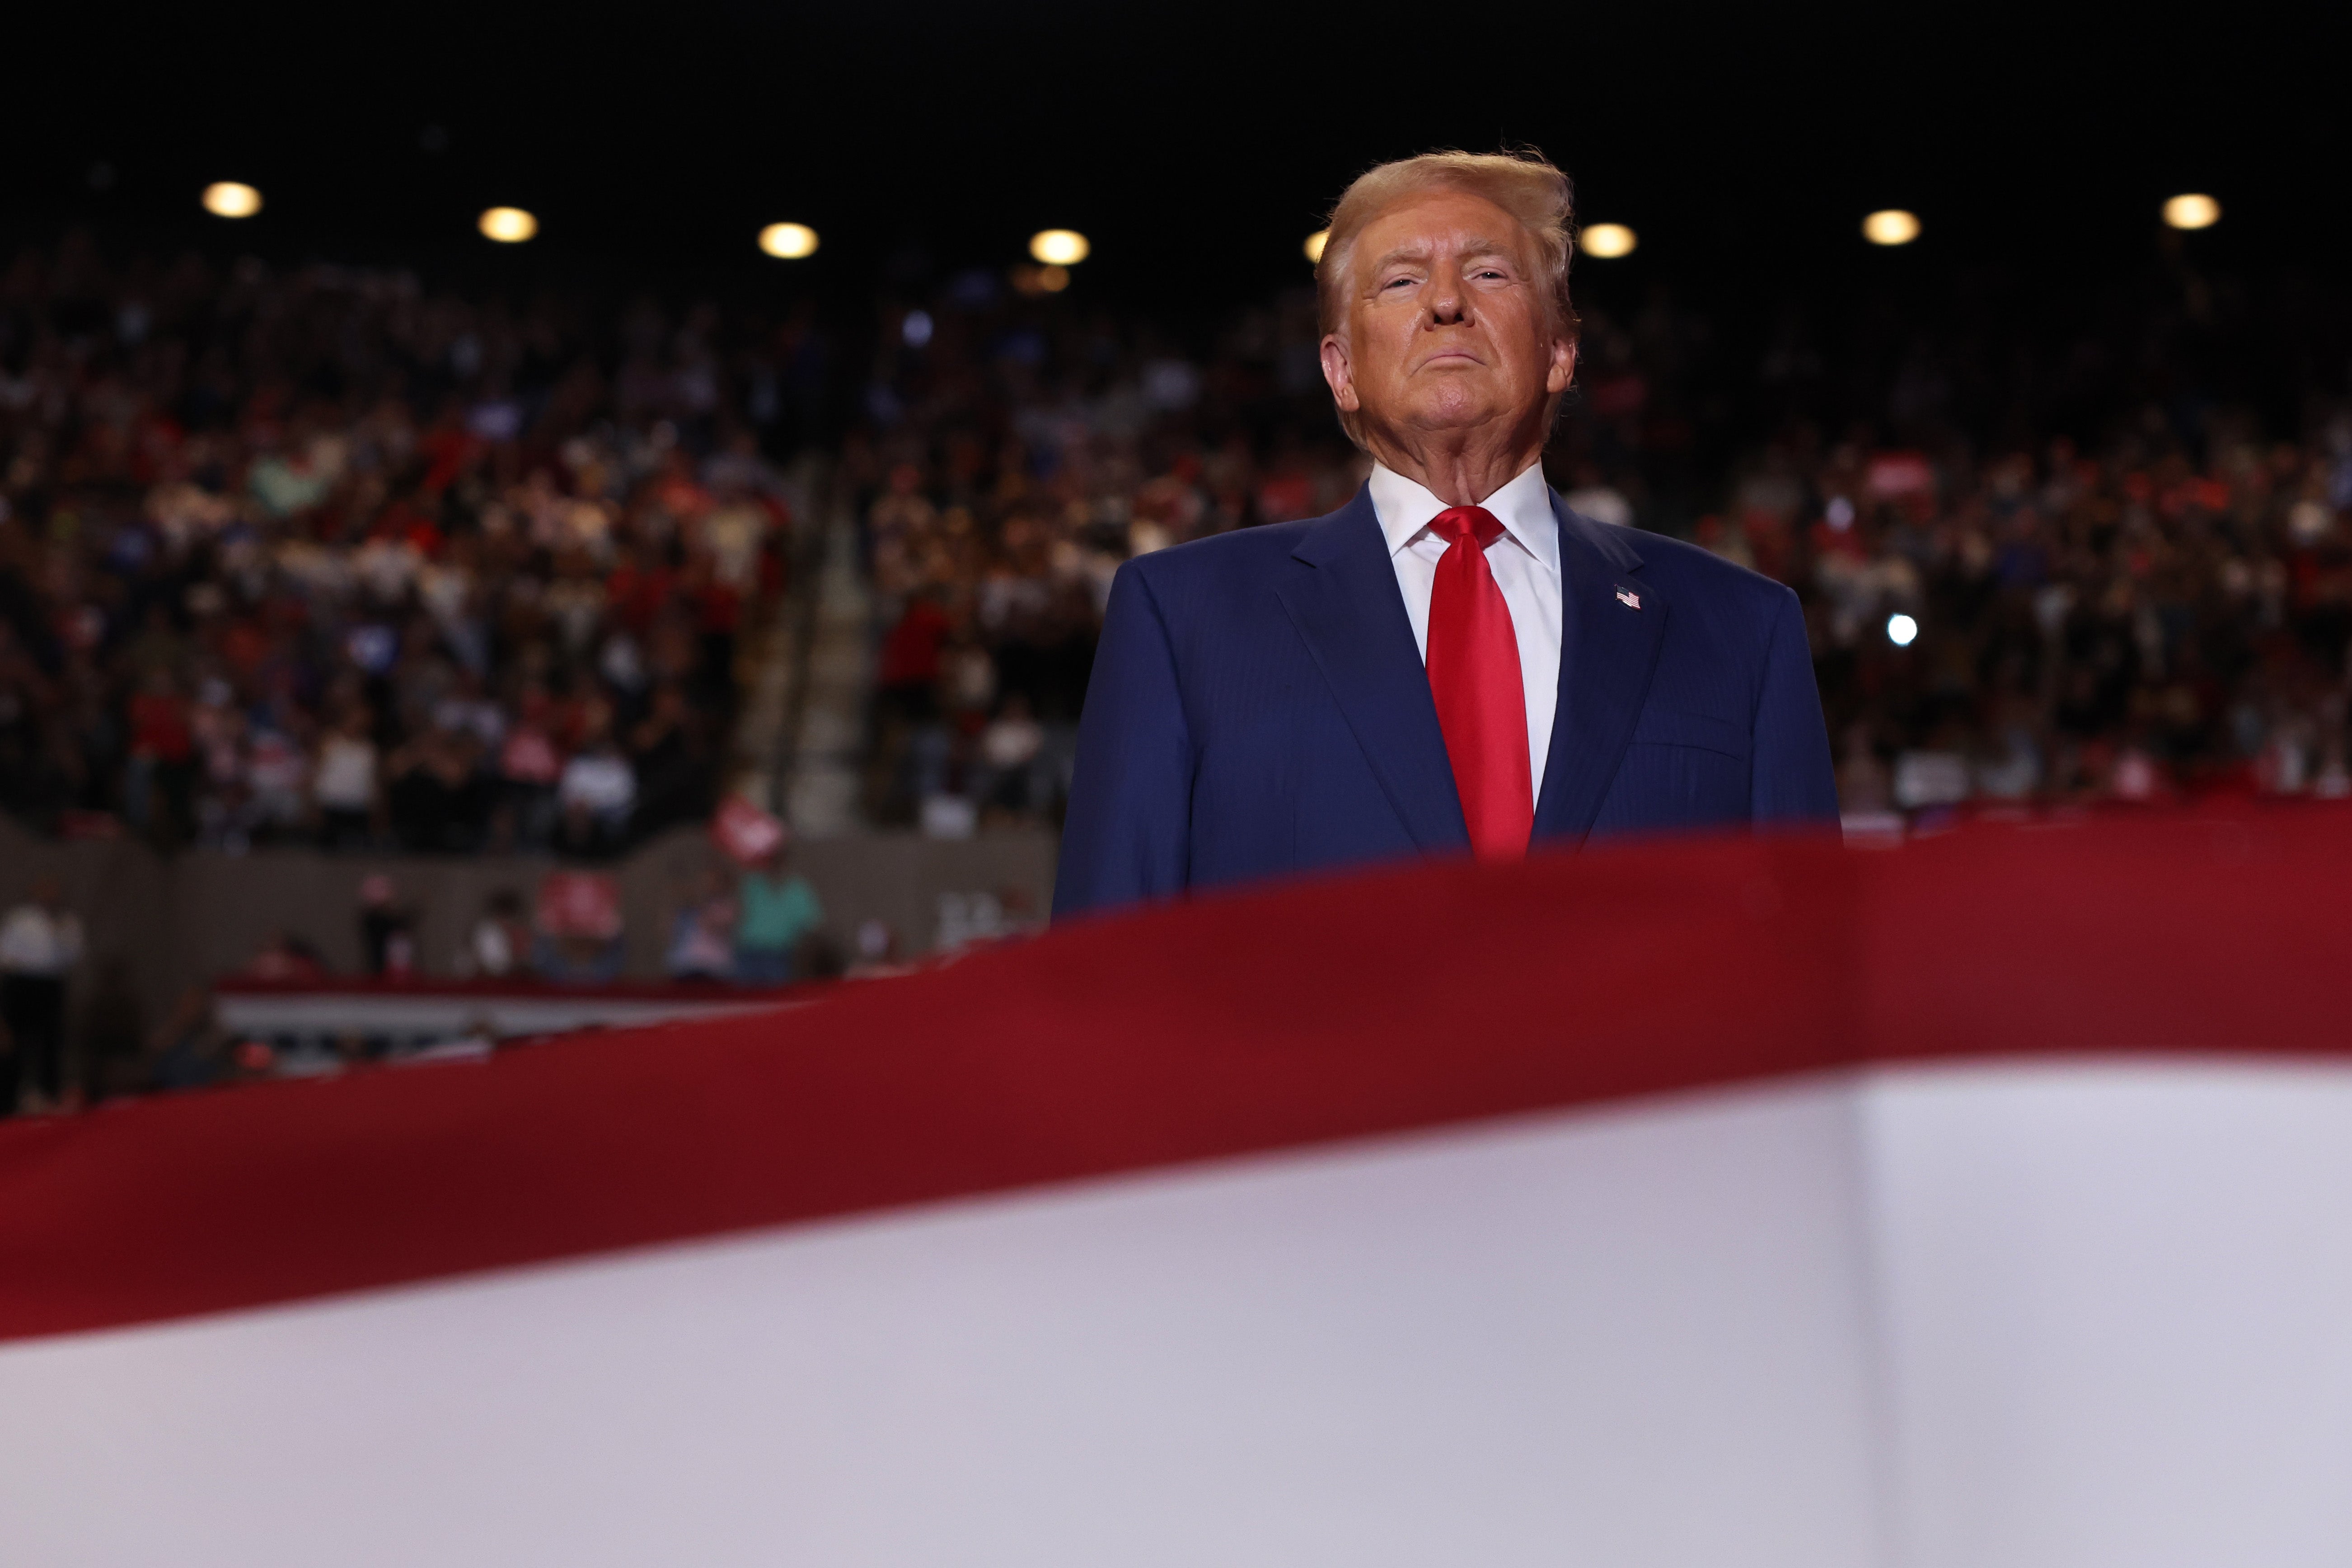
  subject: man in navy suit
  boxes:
[1054,150,1837,917]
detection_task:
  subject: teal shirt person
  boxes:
[736,861,822,983]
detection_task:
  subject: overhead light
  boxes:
[1863,209,1920,246]
[1886,612,1919,647]
[902,310,934,347]
[1303,229,1329,263]
[1037,264,1070,293]
[2162,193,2220,231]
[478,206,538,243]
[759,222,819,259]
[1029,229,1090,266]
[1579,223,1637,259]
[202,182,262,219]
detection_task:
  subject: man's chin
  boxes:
[1397,401,1509,435]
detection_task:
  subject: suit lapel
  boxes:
[1274,490,1470,852]
[1535,494,1667,842]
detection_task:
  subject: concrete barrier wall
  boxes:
[0,816,1057,1074]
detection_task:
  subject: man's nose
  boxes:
[1424,266,1467,324]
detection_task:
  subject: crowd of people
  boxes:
[9,230,2343,854]
[845,286,1366,826]
[4,225,2348,1113]
[4,845,838,1112]
[0,234,824,857]
[845,253,2352,825]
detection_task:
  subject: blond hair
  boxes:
[1315,148,1580,345]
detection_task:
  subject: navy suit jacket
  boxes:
[1052,485,1837,917]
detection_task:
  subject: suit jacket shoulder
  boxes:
[1118,518,1318,596]
[1573,515,1799,636]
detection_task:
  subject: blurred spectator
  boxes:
[314,707,381,850]
[845,916,909,979]
[628,683,715,839]
[495,689,566,848]
[459,888,536,978]
[555,714,637,857]
[227,1036,279,1084]
[735,844,821,984]
[933,888,1007,953]
[124,668,195,848]
[533,868,625,984]
[536,929,625,985]
[148,986,227,1093]
[357,873,417,977]
[387,712,490,852]
[975,694,1049,823]
[665,867,739,980]
[708,791,787,866]
[0,875,83,1114]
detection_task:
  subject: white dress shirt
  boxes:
[1368,460,1562,801]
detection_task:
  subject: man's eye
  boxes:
[1382,276,1418,291]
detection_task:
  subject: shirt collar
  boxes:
[1368,460,1559,577]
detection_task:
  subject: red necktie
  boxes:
[1424,506,1533,860]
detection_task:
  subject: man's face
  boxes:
[1321,189,1575,449]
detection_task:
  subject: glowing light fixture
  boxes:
[478,206,538,243]
[1303,229,1329,263]
[1029,229,1090,266]
[1887,612,1920,647]
[202,182,262,219]
[2162,193,2220,231]
[1579,223,1638,259]
[759,221,819,258]
[1862,209,1921,246]
[1037,264,1071,293]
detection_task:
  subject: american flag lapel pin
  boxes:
[1616,588,1641,610]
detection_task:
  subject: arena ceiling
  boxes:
[3,1,2342,308]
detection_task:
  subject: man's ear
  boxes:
[1320,335,1359,412]
[1545,335,1578,397]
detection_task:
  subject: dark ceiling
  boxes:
[5,1,2343,313]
